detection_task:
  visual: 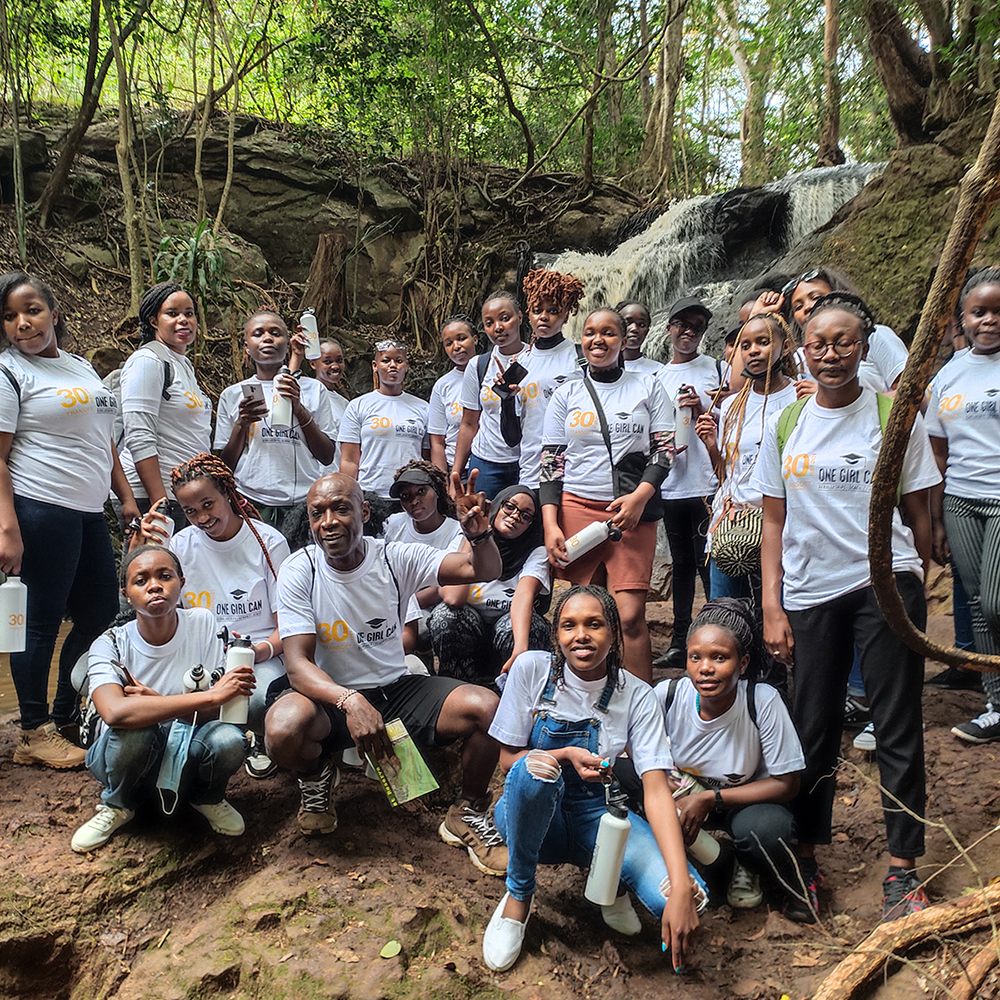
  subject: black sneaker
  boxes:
[926,666,982,690]
[652,647,686,671]
[881,868,928,921]
[783,858,823,924]
[843,695,871,729]
[951,706,1000,744]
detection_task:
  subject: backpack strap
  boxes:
[0,362,20,402]
[658,676,680,714]
[746,678,759,731]
[138,341,174,401]
[574,342,587,367]
[477,352,491,391]
[775,397,809,457]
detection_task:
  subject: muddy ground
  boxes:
[2,608,1000,1000]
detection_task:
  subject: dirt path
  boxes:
[2,610,999,1000]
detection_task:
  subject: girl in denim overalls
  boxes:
[484,584,701,972]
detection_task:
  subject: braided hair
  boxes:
[169,453,278,579]
[138,282,192,343]
[689,597,763,681]
[0,272,70,347]
[392,459,457,518]
[804,291,876,342]
[523,269,586,341]
[549,585,626,691]
[120,543,184,589]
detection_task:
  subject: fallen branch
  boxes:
[812,882,1000,1000]
[869,86,1000,673]
[952,940,1000,1000]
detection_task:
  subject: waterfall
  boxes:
[545,162,885,353]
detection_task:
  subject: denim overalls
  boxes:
[495,664,700,916]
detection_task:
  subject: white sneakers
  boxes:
[191,799,245,836]
[727,861,764,908]
[482,892,533,972]
[71,805,135,853]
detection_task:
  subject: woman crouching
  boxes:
[70,545,253,853]
[484,585,699,972]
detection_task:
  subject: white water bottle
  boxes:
[585,799,631,906]
[674,387,692,450]
[563,520,623,565]
[219,635,254,725]
[0,575,27,653]
[300,308,321,360]
[183,664,208,693]
[270,366,293,429]
[684,813,722,864]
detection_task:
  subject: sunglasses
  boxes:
[781,268,822,299]
[375,340,407,353]
[500,499,534,525]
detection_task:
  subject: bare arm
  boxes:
[499,575,543,675]
[437,471,502,584]
[109,444,140,525]
[339,441,361,481]
[219,396,266,471]
[0,433,23,574]
[929,435,949,564]
[451,408,480,482]
[429,434,448,474]
[903,487,933,580]
[760,494,794,666]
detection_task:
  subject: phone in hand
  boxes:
[494,360,528,399]
[241,381,267,408]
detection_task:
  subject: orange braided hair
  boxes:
[522,269,585,319]
[170,452,278,579]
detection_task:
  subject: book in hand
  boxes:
[365,718,439,806]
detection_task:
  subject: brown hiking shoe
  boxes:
[296,761,341,836]
[13,722,87,769]
[438,795,508,876]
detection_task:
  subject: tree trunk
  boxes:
[102,0,143,313]
[638,5,684,199]
[35,0,150,227]
[638,0,651,122]
[862,0,932,145]
[740,73,770,185]
[816,0,845,166]
[0,0,26,261]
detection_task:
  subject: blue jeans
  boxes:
[11,496,118,729]
[709,559,752,600]
[85,720,248,810]
[468,454,519,502]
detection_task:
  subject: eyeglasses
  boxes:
[802,338,861,360]
[500,499,534,525]
[668,318,707,336]
[781,268,822,299]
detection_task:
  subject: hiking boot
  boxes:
[56,722,83,748]
[71,805,135,853]
[952,706,1000,744]
[881,867,928,921]
[853,722,877,752]
[783,858,823,924]
[192,799,245,837]
[13,722,87,769]
[727,861,763,909]
[926,665,982,690]
[244,732,278,779]
[297,761,341,836]
[439,795,508,876]
[843,696,871,729]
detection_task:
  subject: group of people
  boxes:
[1,257,998,975]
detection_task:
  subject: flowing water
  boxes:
[545,162,885,356]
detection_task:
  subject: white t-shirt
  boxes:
[466,545,551,625]
[543,372,673,501]
[276,538,445,688]
[0,349,118,512]
[925,350,1000,499]
[170,519,290,641]
[428,364,475,469]
[118,346,212,498]
[752,390,942,610]
[625,356,664,376]
[326,390,349,467]
[215,376,338,505]
[337,391,430,498]
[517,340,583,488]
[489,650,671,776]
[795,325,908,393]
[658,677,805,788]
[656,355,721,499]
[715,383,799,508]
[384,512,465,551]
[459,346,526,466]
[87,608,224,737]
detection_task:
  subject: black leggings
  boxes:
[662,496,712,647]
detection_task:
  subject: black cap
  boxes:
[389,467,436,499]
[668,297,713,324]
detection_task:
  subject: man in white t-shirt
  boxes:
[266,472,510,876]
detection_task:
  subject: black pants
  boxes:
[786,573,926,858]
[662,496,712,647]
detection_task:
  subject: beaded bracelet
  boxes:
[335,689,358,712]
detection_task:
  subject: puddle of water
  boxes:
[0,622,71,720]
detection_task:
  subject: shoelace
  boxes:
[91,807,124,831]
[462,808,504,847]
[973,705,1000,728]
[299,768,333,812]
[730,865,756,893]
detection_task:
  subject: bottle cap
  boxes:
[232,635,253,648]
